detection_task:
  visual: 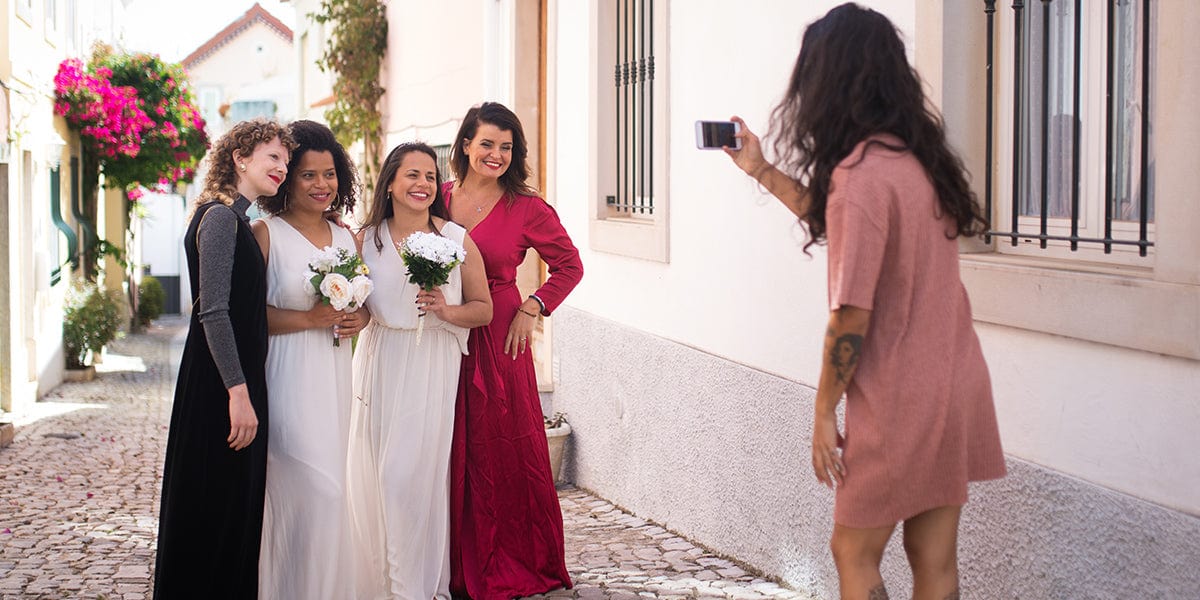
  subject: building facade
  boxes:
[293,1,1199,596]
[1,0,129,416]
[545,1,1199,597]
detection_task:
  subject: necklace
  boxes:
[458,185,497,216]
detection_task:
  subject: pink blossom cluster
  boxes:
[53,59,154,159]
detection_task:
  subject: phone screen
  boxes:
[697,121,738,149]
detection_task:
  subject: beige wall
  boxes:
[1,0,127,412]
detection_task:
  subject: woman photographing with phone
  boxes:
[725,4,1005,600]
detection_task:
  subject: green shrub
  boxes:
[138,275,165,326]
[63,280,122,369]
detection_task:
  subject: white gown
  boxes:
[258,216,356,599]
[348,221,469,600]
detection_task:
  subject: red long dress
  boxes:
[445,183,582,599]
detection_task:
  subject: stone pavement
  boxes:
[0,318,815,600]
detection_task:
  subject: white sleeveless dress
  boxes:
[258,216,356,599]
[348,220,470,600]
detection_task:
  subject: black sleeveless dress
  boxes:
[154,201,269,599]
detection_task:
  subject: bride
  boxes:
[347,142,492,599]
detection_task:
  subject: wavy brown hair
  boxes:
[259,120,359,216]
[450,102,538,199]
[770,3,988,254]
[363,142,450,253]
[189,118,295,219]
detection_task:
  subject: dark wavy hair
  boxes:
[189,118,295,219]
[450,102,538,198]
[259,120,358,216]
[770,2,988,254]
[362,142,450,252]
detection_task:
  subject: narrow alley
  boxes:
[0,320,812,600]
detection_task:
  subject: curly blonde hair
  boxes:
[188,119,297,218]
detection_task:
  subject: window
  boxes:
[198,87,222,129]
[44,0,58,40]
[432,144,453,185]
[16,0,33,24]
[984,0,1154,265]
[591,0,668,262]
[606,0,655,218]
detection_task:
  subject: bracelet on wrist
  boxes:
[528,294,546,315]
[518,308,539,318]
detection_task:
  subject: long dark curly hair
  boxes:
[189,118,295,219]
[362,142,450,252]
[770,3,987,254]
[259,120,358,216]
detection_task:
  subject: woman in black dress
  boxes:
[154,119,295,599]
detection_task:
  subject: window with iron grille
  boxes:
[984,0,1154,263]
[433,144,453,186]
[605,0,655,218]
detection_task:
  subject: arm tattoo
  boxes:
[827,329,863,384]
[867,583,890,600]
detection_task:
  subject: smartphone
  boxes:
[695,120,741,150]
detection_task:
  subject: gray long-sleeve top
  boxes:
[195,196,253,389]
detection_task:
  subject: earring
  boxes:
[387,191,392,201]
[239,163,246,172]
[282,190,290,209]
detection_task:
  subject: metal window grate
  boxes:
[982,0,1153,256]
[607,0,655,216]
[433,144,453,185]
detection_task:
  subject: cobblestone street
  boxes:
[0,319,812,600]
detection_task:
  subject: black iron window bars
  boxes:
[983,0,1153,256]
[607,0,655,216]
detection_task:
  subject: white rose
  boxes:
[350,275,374,309]
[320,273,353,311]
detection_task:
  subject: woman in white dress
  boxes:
[349,142,492,599]
[250,120,367,599]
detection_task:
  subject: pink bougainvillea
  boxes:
[53,52,208,196]
[53,58,154,159]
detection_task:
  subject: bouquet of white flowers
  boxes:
[397,231,466,346]
[306,246,373,346]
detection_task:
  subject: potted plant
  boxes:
[62,280,122,381]
[544,412,571,484]
[137,274,166,326]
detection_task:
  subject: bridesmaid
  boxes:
[154,119,293,599]
[348,142,492,599]
[445,102,583,599]
[250,120,367,599]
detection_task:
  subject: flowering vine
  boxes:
[53,49,208,192]
[53,47,209,278]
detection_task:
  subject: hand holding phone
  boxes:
[695,120,742,150]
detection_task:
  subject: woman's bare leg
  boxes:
[830,522,896,599]
[901,505,962,600]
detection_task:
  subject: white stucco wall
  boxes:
[552,0,918,394]
[381,0,488,148]
[547,1,1200,588]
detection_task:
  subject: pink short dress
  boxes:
[825,136,1006,528]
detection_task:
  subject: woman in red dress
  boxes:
[444,102,582,599]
